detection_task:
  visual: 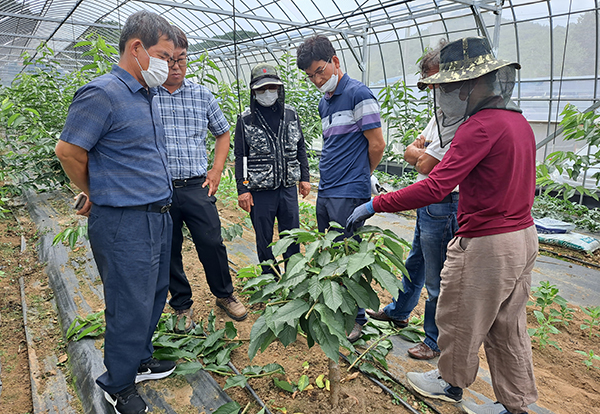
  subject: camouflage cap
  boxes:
[250,63,284,89]
[417,37,520,90]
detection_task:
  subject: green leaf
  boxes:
[262,363,285,375]
[242,365,263,375]
[322,280,344,313]
[308,277,324,301]
[278,323,299,347]
[213,401,241,414]
[343,278,370,308]
[308,314,340,361]
[371,265,400,299]
[297,374,310,391]
[173,361,203,376]
[273,377,295,392]
[347,252,374,276]
[202,329,225,349]
[224,321,237,339]
[271,236,296,257]
[223,374,247,390]
[304,239,322,262]
[248,316,276,360]
[285,254,308,278]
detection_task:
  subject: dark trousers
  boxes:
[169,183,233,310]
[316,196,370,326]
[88,203,172,394]
[250,185,300,275]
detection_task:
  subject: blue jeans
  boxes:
[384,197,458,352]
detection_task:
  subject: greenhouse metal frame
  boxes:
[1,0,599,176]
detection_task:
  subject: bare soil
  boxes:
[0,194,599,414]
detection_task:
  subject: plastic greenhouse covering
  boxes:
[1,0,599,160]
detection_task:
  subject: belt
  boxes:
[128,202,171,214]
[439,192,459,204]
[173,176,205,188]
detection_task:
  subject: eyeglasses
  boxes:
[304,59,331,82]
[168,57,188,68]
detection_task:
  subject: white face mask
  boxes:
[255,89,278,107]
[318,63,339,94]
[437,87,468,119]
[135,44,169,88]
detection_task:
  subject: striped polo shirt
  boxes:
[317,73,381,198]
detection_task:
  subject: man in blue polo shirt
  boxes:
[297,35,385,343]
[156,27,247,330]
[55,11,177,414]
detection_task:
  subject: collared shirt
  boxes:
[59,65,172,207]
[155,79,230,180]
[317,73,381,199]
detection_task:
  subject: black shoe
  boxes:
[136,358,176,383]
[104,384,148,414]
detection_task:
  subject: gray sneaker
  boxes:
[462,401,521,414]
[174,308,195,334]
[406,369,463,402]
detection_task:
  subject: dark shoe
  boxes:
[136,358,176,383]
[365,309,409,329]
[462,401,523,414]
[406,369,463,402]
[104,384,148,414]
[347,322,364,343]
[174,307,195,334]
[216,295,248,321]
[408,342,441,360]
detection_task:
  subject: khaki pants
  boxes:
[436,225,538,414]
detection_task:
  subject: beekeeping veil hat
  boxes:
[420,37,522,147]
[418,37,520,90]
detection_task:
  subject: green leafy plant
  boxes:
[536,103,600,201]
[528,281,567,316]
[527,310,562,350]
[0,35,116,196]
[552,302,575,327]
[66,310,106,341]
[298,201,317,231]
[531,194,600,232]
[378,81,431,164]
[580,305,600,339]
[52,223,88,249]
[574,349,600,370]
[240,224,409,407]
[221,223,243,241]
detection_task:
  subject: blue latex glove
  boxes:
[345,200,375,234]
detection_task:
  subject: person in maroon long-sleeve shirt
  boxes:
[347,37,538,414]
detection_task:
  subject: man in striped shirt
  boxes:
[156,27,247,331]
[297,35,385,343]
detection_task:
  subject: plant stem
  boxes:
[305,300,318,319]
[348,332,392,371]
[269,262,282,279]
[329,358,341,408]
